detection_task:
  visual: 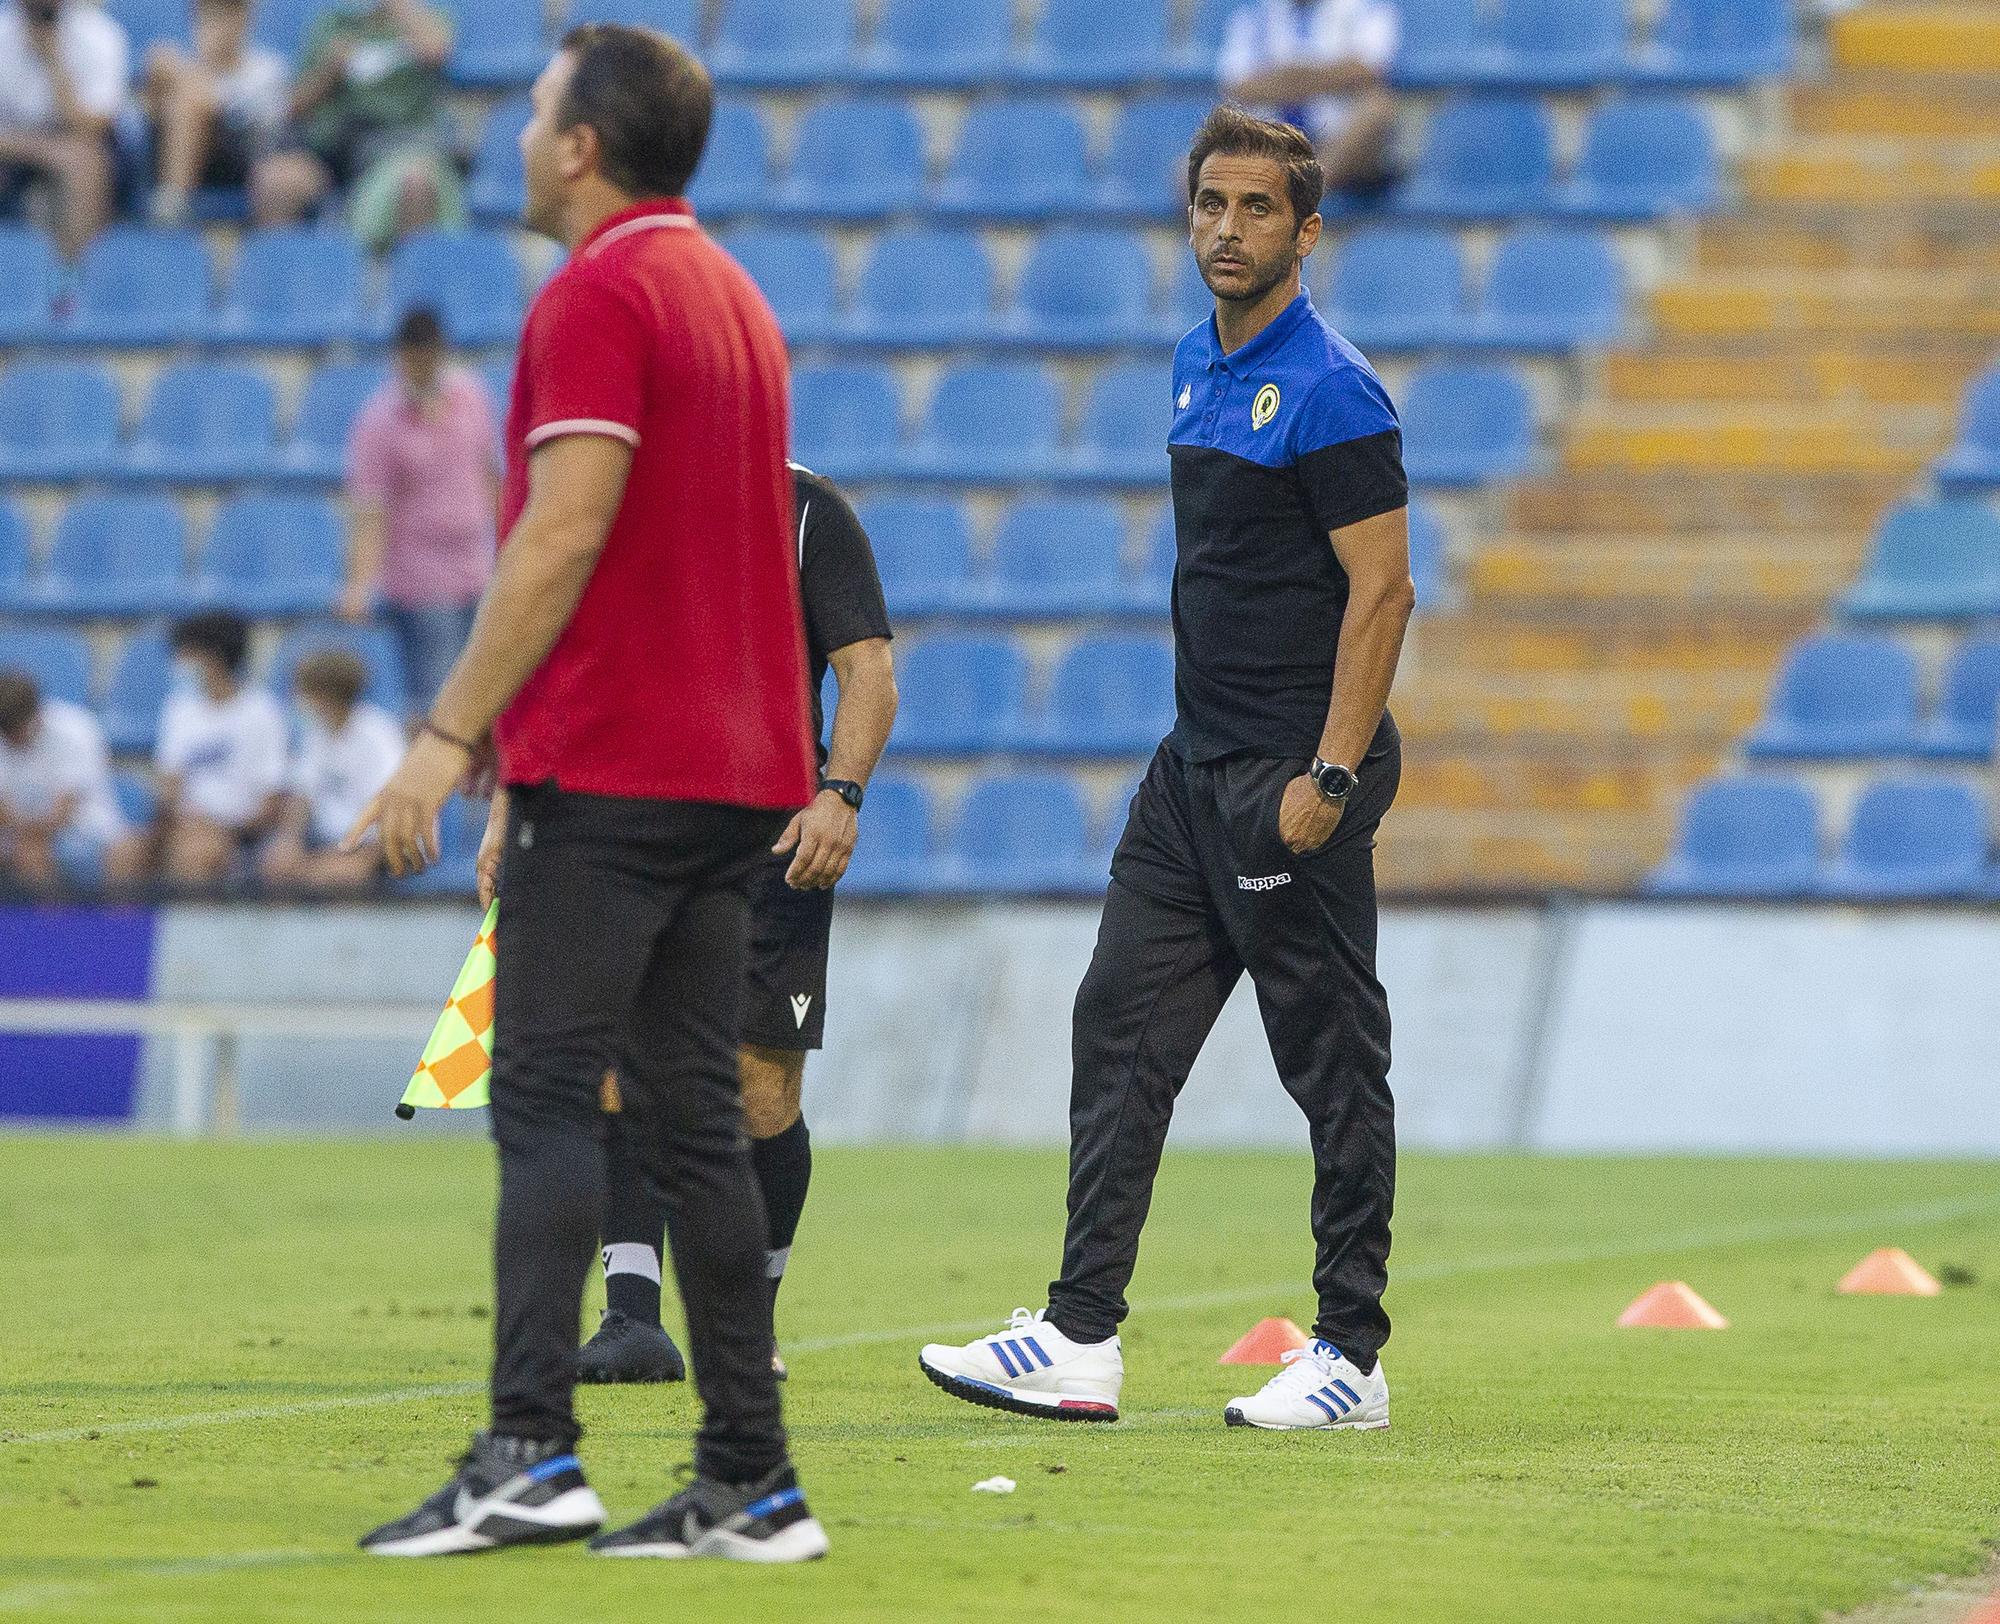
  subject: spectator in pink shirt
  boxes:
[340,305,499,715]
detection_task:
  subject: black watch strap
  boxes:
[820,777,865,811]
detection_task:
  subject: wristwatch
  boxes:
[1308,759,1357,806]
[820,777,865,811]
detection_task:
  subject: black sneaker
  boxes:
[359,1432,605,1557]
[590,1462,828,1563]
[576,1310,687,1384]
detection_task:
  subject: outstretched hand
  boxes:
[342,731,473,877]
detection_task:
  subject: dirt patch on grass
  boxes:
[1833,1555,2000,1624]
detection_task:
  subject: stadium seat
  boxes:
[1012,0,1170,87]
[902,363,1063,481]
[1934,367,2000,491]
[58,228,212,345]
[934,100,1092,221]
[1097,93,1209,217]
[1478,0,1629,89]
[1013,634,1177,755]
[686,99,773,217]
[1745,633,1920,759]
[270,622,407,714]
[935,771,1094,894]
[773,99,925,220]
[104,0,187,55]
[1915,639,2000,761]
[196,495,345,616]
[1819,778,1989,901]
[710,0,858,87]
[0,628,92,706]
[468,97,532,223]
[124,364,277,483]
[253,0,321,57]
[968,498,1130,617]
[1135,503,1176,604]
[1409,498,1448,607]
[853,495,975,616]
[438,0,543,88]
[721,227,838,344]
[1005,228,1156,347]
[1559,98,1721,220]
[889,634,1029,753]
[1643,776,1822,898]
[379,230,524,346]
[1841,501,2000,620]
[854,0,1012,87]
[112,768,158,829]
[101,625,175,754]
[1633,0,1795,86]
[1161,252,1214,339]
[1391,0,1492,87]
[1395,97,1554,217]
[838,227,996,345]
[0,226,58,343]
[1399,363,1535,486]
[1320,226,1466,349]
[278,363,387,483]
[1468,228,1626,349]
[837,771,934,893]
[1068,360,1171,488]
[23,496,189,616]
[1163,0,1237,81]
[0,362,122,481]
[211,229,367,346]
[791,364,905,481]
[0,502,25,607]
[566,0,703,40]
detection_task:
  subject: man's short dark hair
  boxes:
[171,611,251,676]
[0,669,38,736]
[1187,104,1325,228]
[395,305,444,349]
[557,23,714,200]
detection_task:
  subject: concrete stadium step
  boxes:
[1696,215,2000,274]
[1600,341,1991,408]
[1394,670,1767,744]
[1464,535,1863,607]
[1651,271,2000,340]
[1378,809,1671,893]
[1397,744,1720,817]
[1564,405,1941,475]
[1831,4,2000,73]
[1506,469,1909,535]
[1744,139,2000,205]
[1410,607,1808,674]
[1792,76,2000,139]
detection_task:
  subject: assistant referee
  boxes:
[348,26,829,1562]
[921,105,1415,1432]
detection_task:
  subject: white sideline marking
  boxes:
[0,1550,331,1614]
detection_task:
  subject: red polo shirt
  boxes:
[494,198,815,810]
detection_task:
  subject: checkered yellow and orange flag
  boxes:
[395,901,497,1118]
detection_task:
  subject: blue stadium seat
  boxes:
[1468,228,1626,349]
[1068,360,1170,488]
[1135,503,1176,606]
[253,0,319,57]
[438,0,544,88]
[936,771,1094,894]
[710,0,858,87]
[968,498,1130,616]
[1915,639,2000,761]
[853,495,975,616]
[1935,367,2000,491]
[196,495,344,616]
[791,364,905,482]
[60,229,212,345]
[0,226,58,342]
[839,227,995,346]
[1559,98,1721,220]
[24,496,189,616]
[104,0,187,55]
[837,772,934,893]
[1643,776,1822,898]
[855,0,1012,88]
[934,100,1091,221]
[1399,363,1534,486]
[278,363,387,483]
[1013,0,1170,87]
[889,633,1028,753]
[1745,633,1919,759]
[0,501,25,607]
[1820,778,1989,901]
[1097,93,1209,217]
[1161,252,1214,339]
[1006,228,1155,347]
[1395,97,1555,217]
[902,362,1063,480]
[1165,0,1237,82]
[686,99,773,217]
[0,628,92,706]
[125,363,277,482]
[270,622,408,714]
[1320,227,1466,349]
[468,97,532,223]
[112,768,157,828]
[1841,501,2000,620]
[0,362,122,481]
[773,99,925,220]
[566,0,703,40]
[379,230,524,346]
[101,626,175,754]
[1479,0,1629,89]
[1013,634,1177,755]
[720,227,837,345]
[1409,498,1448,608]
[212,228,367,345]
[1633,0,1794,86]
[1392,0,1491,86]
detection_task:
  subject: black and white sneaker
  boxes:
[358,1432,606,1557]
[590,1462,829,1563]
[576,1310,687,1384]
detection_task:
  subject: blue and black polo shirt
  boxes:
[1167,289,1407,762]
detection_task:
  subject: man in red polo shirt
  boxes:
[345,24,828,1564]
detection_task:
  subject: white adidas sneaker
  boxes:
[918,1308,1122,1422]
[1223,1340,1389,1431]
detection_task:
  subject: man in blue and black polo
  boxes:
[920,105,1416,1432]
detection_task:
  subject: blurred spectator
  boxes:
[105,611,287,890]
[249,0,463,251]
[141,0,289,226]
[0,0,130,257]
[1219,0,1401,199]
[341,305,499,716]
[0,668,126,892]
[260,647,401,892]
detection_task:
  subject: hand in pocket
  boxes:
[1277,772,1343,855]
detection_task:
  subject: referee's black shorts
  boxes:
[739,852,834,1052]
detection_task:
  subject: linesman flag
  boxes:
[395,901,498,1118]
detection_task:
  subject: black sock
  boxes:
[602,1242,662,1325]
[749,1117,811,1307]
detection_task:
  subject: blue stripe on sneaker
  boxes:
[526,1454,580,1483]
[1007,1339,1035,1373]
[1022,1336,1052,1369]
[990,1339,1019,1378]
[1318,1386,1351,1414]
[1302,1391,1341,1423]
[742,1486,805,1522]
[1330,1379,1361,1407]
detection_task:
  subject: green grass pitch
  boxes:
[2,1137,1997,1621]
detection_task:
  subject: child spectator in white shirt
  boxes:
[0,668,126,891]
[1218,0,1401,196]
[261,647,403,893]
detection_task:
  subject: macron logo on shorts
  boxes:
[790,994,813,1029]
[1237,873,1292,892]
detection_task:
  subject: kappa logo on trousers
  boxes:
[1236,872,1292,892]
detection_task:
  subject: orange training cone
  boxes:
[1837,1248,1941,1297]
[1963,1596,2000,1624]
[1218,1317,1311,1365]
[1617,1282,1729,1330]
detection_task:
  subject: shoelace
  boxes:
[1272,1346,1341,1393]
[988,1306,1043,1343]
